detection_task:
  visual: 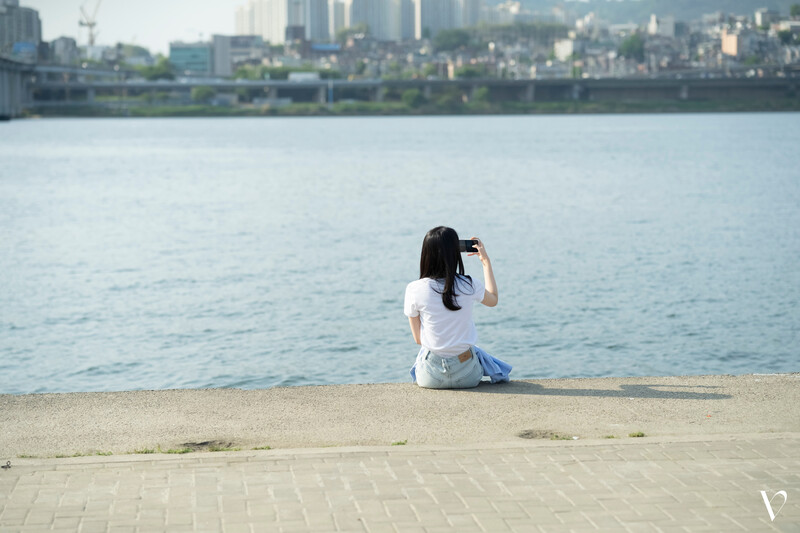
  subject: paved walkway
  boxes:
[1,433,798,533]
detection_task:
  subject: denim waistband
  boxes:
[424,347,474,363]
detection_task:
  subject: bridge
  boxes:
[3,61,799,115]
[0,56,33,119]
[28,68,800,107]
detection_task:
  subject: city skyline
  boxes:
[23,0,243,55]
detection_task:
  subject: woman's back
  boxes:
[404,274,485,357]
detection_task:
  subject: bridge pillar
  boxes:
[571,83,582,100]
[1,70,8,117]
[16,71,23,115]
[11,70,22,117]
[371,87,384,102]
[316,87,326,104]
[679,84,689,100]
[423,85,432,100]
[268,87,279,99]
[523,83,535,102]
[87,88,96,103]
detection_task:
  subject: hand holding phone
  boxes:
[459,239,479,253]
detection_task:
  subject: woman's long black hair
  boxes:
[419,226,473,311]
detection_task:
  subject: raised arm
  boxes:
[469,237,498,307]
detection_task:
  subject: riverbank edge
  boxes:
[2,373,798,459]
[22,98,800,118]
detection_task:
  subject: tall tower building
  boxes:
[263,0,289,44]
[345,0,400,41]
[329,0,345,40]
[288,0,304,26]
[399,0,415,40]
[305,0,329,41]
[459,0,481,28]
[235,3,255,34]
[414,0,457,40]
[235,0,288,44]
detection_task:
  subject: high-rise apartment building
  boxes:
[346,0,384,40]
[264,0,289,44]
[0,0,41,55]
[414,0,457,40]
[236,4,255,35]
[235,0,286,44]
[305,0,329,41]
[237,0,471,44]
[399,0,415,41]
[344,0,416,41]
[459,0,481,28]
[329,0,345,39]
[236,0,331,44]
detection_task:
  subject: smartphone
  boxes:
[459,239,478,253]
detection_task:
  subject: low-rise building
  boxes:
[530,61,569,79]
[648,14,676,39]
[50,36,79,65]
[554,38,584,61]
[777,20,800,36]
[721,27,741,57]
[170,41,214,74]
[212,35,264,77]
[754,8,780,28]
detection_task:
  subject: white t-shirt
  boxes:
[404,275,485,357]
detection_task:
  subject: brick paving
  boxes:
[1,434,798,532]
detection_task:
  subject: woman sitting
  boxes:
[404,226,510,389]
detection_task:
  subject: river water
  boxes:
[1,113,798,394]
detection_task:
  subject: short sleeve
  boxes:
[404,283,419,317]
[471,277,486,303]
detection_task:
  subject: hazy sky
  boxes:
[26,0,242,55]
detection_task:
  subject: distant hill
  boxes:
[489,0,798,24]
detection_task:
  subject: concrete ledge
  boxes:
[1,373,798,458]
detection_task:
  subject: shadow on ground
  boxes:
[471,380,731,400]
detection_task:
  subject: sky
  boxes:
[25,0,242,55]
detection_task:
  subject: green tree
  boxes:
[138,57,174,81]
[473,87,490,103]
[618,33,645,63]
[355,60,367,76]
[191,86,216,103]
[454,65,485,79]
[791,4,800,17]
[422,63,438,77]
[778,30,793,44]
[433,29,470,52]
[118,43,150,59]
[143,91,169,104]
[336,23,369,45]
[435,89,463,110]
[401,89,425,108]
